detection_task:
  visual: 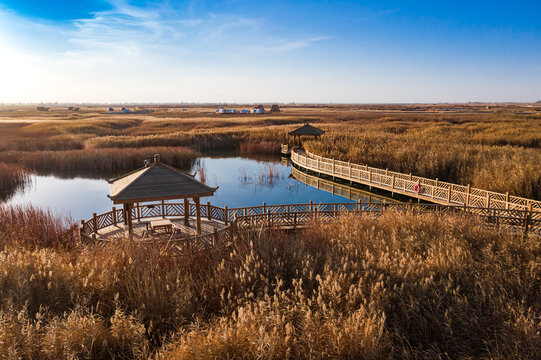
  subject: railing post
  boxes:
[112,207,117,225]
[486,193,490,208]
[317,158,320,170]
[368,168,372,184]
[447,187,452,203]
[137,203,141,221]
[208,202,211,220]
[294,212,297,229]
[385,168,388,176]
[80,220,86,239]
[505,192,509,209]
[348,161,351,178]
[526,203,533,234]
[409,173,412,181]
[431,185,434,199]
[466,184,471,206]
[392,175,395,190]
[92,213,98,234]
[309,200,313,216]
[224,205,228,225]
[213,228,218,246]
[162,200,165,218]
[332,158,335,173]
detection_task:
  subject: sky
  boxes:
[0,0,540,103]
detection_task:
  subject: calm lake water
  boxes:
[5,155,382,221]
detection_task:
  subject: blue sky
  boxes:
[0,0,540,103]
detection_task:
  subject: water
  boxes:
[5,155,373,221]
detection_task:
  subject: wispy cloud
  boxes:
[57,1,266,64]
[254,36,331,52]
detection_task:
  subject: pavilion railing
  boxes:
[291,149,541,212]
[81,200,541,239]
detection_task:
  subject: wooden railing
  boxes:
[82,200,541,238]
[234,202,541,235]
[292,148,541,212]
[81,201,232,237]
[281,144,291,154]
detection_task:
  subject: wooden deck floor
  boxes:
[96,216,227,240]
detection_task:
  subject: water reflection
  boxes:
[4,155,362,221]
[290,166,395,203]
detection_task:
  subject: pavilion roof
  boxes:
[107,161,217,204]
[288,123,325,136]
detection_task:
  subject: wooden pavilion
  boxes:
[288,122,325,147]
[107,154,217,237]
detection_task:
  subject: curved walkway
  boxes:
[291,148,541,211]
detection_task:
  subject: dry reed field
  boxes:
[0,205,540,359]
[0,104,540,199]
[1,104,540,358]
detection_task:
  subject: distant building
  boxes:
[250,108,264,114]
[216,107,239,114]
[270,104,280,112]
[122,108,130,113]
[68,106,74,111]
[108,107,114,111]
[36,106,50,111]
[256,104,265,111]
[240,109,249,114]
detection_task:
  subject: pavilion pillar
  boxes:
[194,197,201,235]
[126,203,133,239]
[184,198,190,225]
[123,203,129,226]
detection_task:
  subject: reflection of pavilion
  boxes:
[291,166,396,203]
[104,154,222,239]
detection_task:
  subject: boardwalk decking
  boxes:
[96,217,226,240]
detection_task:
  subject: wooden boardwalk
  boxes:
[82,200,541,241]
[291,148,541,212]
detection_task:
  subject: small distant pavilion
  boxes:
[107,154,217,237]
[288,122,325,147]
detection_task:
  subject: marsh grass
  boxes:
[0,147,198,173]
[0,162,30,200]
[239,140,281,155]
[1,206,540,359]
[0,205,76,248]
